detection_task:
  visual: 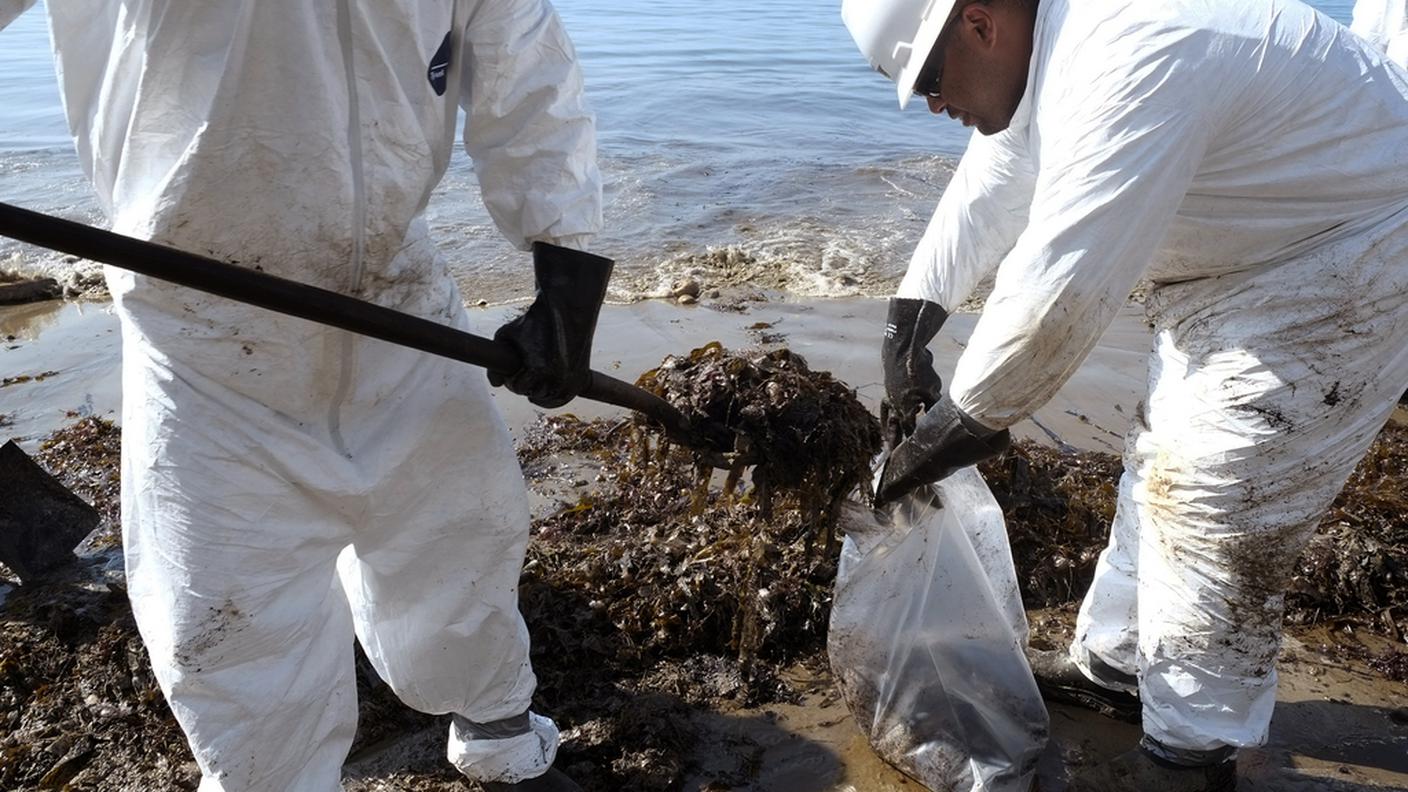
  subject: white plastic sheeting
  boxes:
[4,0,601,787]
[896,0,1408,753]
[830,467,1048,791]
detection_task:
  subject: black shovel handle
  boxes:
[0,202,692,437]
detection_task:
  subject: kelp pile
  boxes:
[1287,421,1408,638]
[980,424,1408,638]
[635,342,881,526]
[521,343,882,668]
[4,362,1407,790]
[514,343,883,788]
[0,574,195,791]
[977,443,1123,608]
[521,415,853,670]
[36,417,122,530]
[0,418,185,790]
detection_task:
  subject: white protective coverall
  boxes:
[1,0,600,788]
[898,0,1408,752]
[1353,0,1408,66]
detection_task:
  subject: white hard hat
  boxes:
[842,0,959,110]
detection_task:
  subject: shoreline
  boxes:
[0,293,1150,457]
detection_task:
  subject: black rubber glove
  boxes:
[881,297,949,447]
[874,396,1010,507]
[488,242,613,409]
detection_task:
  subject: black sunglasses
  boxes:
[912,19,955,99]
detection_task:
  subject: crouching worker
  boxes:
[0,0,614,788]
[844,0,1408,789]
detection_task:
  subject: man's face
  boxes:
[917,1,1036,135]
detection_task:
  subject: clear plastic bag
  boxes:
[828,466,1049,791]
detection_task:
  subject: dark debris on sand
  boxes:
[516,344,882,788]
[975,423,1408,639]
[978,443,1123,609]
[1286,423,1408,638]
[0,576,197,791]
[35,417,122,531]
[3,358,1407,790]
[635,342,880,522]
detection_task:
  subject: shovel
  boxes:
[0,202,739,465]
[0,439,100,583]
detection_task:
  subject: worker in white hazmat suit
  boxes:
[1,1,610,789]
[1353,0,1408,66]
[845,0,1408,790]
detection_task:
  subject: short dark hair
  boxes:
[968,0,1038,8]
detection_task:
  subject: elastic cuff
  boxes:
[448,711,560,783]
[531,234,592,252]
[454,711,533,740]
[950,397,1005,436]
[893,278,951,311]
[1140,735,1237,768]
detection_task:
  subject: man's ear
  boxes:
[961,3,998,48]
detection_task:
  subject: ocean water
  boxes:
[0,0,1360,303]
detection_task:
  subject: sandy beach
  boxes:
[3,292,1405,791]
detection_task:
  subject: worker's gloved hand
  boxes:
[874,396,1010,506]
[881,297,949,448]
[489,242,614,409]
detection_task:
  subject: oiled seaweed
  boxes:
[635,342,880,525]
[980,425,1408,637]
[4,380,1406,791]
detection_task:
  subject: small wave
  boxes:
[611,236,897,304]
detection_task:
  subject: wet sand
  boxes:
[3,296,1406,791]
[0,295,1148,455]
[676,622,1408,792]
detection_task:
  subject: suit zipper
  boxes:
[329,0,367,457]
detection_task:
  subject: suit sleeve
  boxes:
[949,84,1211,430]
[897,126,1036,311]
[459,0,602,251]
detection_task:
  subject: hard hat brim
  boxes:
[895,1,958,110]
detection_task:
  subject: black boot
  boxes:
[1070,741,1237,792]
[1026,648,1141,723]
[482,767,583,791]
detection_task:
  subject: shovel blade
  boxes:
[0,440,99,583]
